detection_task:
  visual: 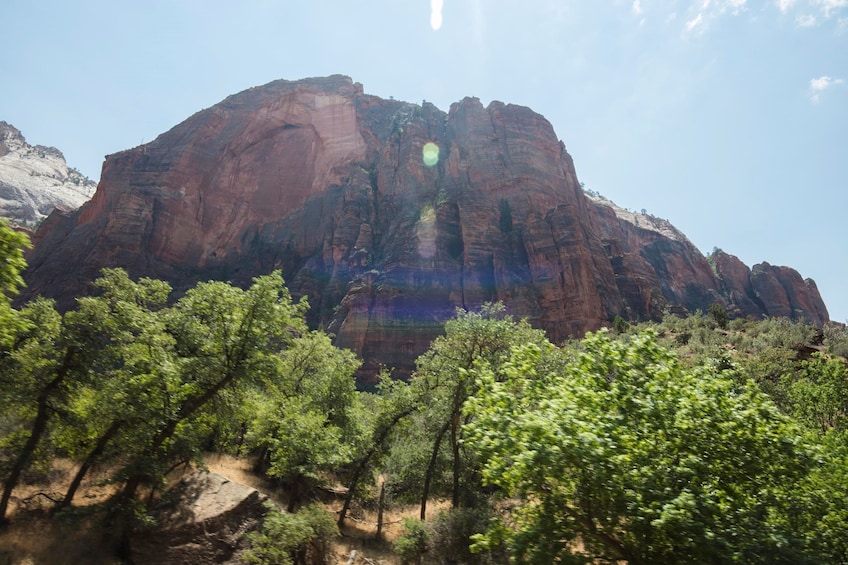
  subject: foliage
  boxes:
[708,302,728,329]
[243,331,362,509]
[393,518,430,564]
[0,220,30,350]
[464,330,819,563]
[429,507,504,565]
[244,502,338,565]
[396,303,549,516]
[823,323,848,358]
[0,219,29,297]
[782,354,848,433]
[611,315,629,334]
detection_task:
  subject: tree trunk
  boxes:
[420,420,450,521]
[450,411,461,508]
[59,419,124,510]
[376,480,386,538]
[0,348,75,524]
[338,406,415,526]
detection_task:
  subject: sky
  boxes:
[2,0,846,321]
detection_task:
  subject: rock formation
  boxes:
[20,76,830,379]
[132,471,269,564]
[0,122,96,226]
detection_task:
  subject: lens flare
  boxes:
[422,142,439,167]
[416,205,437,259]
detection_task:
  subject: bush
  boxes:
[612,316,630,334]
[430,507,505,564]
[708,303,728,329]
[244,502,337,565]
[393,518,430,564]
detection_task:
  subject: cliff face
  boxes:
[21,76,830,378]
[0,122,96,226]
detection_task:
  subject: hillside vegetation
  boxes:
[1,219,847,564]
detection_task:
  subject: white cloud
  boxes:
[809,75,845,102]
[724,0,747,14]
[777,0,796,13]
[796,13,818,25]
[632,0,644,16]
[685,12,705,33]
[816,0,848,17]
[430,0,444,31]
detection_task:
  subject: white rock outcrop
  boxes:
[0,121,96,226]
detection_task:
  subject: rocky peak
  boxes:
[0,121,96,226]
[19,77,830,380]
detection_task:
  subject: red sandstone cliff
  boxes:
[21,76,830,377]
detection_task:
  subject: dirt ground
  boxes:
[0,455,440,565]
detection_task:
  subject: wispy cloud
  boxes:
[724,0,748,14]
[796,13,818,25]
[685,12,705,33]
[816,0,848,18]
[632,0,644,16]
[779,0,848,21]
[682,0,749,35]
[809,75,845,102]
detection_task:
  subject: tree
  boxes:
[106,271,307,558]
[401,303,548,519]
[464,330,818,563]
[54,269,174,509]
[117,271,308,504]
[337,373,418,526]
[244,331,363,511]
[0,297,66,524]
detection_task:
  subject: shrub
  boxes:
[430,507,504,564]
[244,502,337,565]
[393,518,430,564]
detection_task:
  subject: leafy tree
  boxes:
[117,271,308,504]
[0,297,65,524]
[54,269,174,509]
[464,330,818,563]
[404,303,548,519]
[245,331,363,510]
[337,373,418,526]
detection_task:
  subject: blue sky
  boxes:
[2,0,846,321]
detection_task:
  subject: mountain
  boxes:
[0,121,96,227]
[19,76,829,378]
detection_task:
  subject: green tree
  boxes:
[0,297,65,524]
[118,271,308,504]
[402,303,548,519]
[464,330,817,563]
[245,331,363,511]
[337,373,418,526]
[54,269,174,509]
